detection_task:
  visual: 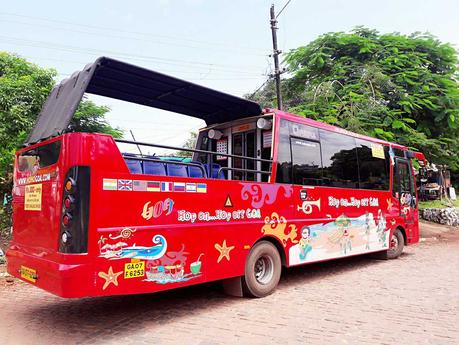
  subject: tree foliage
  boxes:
[71,99,123,138]
[251,27,459,171]
[0,52,122,235]
[174,132,197,158]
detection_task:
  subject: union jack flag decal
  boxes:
[117,179,133,191]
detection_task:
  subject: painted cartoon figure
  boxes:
[365,212,371,250]
[335,215,352,255]
[376,209,387,247]
[299,226,313,260]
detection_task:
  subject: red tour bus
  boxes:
[7,57,426,298]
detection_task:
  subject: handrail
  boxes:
[217,166,272,175]
[116,138,273,164]
[123,155,207,176]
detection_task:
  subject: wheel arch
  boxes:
[254,236,287,267]
[396,225,407,245]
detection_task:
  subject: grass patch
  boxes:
[419,199,459,209]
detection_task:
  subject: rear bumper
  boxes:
[6,247,94,298]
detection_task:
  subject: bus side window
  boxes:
[355,139,390,190]
[276,119,292,184]
[319,130,359,189]
[399,162,411,193]
[290,137,322,186]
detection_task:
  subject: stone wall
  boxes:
[420,207,459,226]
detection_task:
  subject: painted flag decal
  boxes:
[196,183,207,193]
[103,179,117,190]
[133,180,147,191]
[118,179,133,191]
[186,183,197,192]
[147,181,160,192]
[161,182,173,192]
[174,182,186,192]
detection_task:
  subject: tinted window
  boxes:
[291,137,322,185]
[320,130,359,188]
[395,160,414,195]
[289,122,319,141]
[392,147,405,158]
[18,140,61,173]
[276,119,292,184]
[356,139,390,190]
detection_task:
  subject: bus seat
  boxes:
[125,159,143,174]
[144,161,167,176]
[123,153,143,174]
[205,163,226,179]
[166,163,188,177]
[188,162,207,178]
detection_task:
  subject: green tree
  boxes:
[174,132,197,158]
[71,99,123,138]
[251,27,459,171]
[0,52,122,238]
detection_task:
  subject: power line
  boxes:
[0,17,268,57]
[249,79,270,98]
[0,12,268,54]
[24,55,264,78]
[0,35,263,74]
[57,72,263,81]
[276,0,293,19]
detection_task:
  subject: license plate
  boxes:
[20,266,37,283]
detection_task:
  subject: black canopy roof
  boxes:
[25,56,262,145]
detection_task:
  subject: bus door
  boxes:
[395,158,417,231]
[232,130,256,181]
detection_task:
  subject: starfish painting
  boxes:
[98,266,123,290]
[215,240,235,263]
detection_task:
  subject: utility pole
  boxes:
[270,4,284,110]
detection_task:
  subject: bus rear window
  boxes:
[18,141,61,173]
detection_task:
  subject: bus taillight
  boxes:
[62,213,72,227]
[64,196,75,210]
[64,177,76,193]
[59,166,90,254]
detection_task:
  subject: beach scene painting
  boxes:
[289,211,389,266]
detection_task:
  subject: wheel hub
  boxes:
[389,234,399,252]
[254,256,274,285]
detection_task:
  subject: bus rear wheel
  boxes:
[242,241,281,298]
[387,228,405,259]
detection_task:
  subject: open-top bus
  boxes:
[7,57,426,298]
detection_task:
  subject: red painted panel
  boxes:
[7,122,420,298]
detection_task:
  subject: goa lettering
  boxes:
[142,198,174,220]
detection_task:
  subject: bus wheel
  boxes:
[387,228,405,259]
[242,241,281,298]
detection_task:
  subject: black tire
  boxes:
[242,241,281,298]
[386,228,405,259]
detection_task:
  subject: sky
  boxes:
[1,0,459,154]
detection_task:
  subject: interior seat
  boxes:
[144,160,167,176]
[166,163,188,177]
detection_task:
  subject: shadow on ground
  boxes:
[21,253,385,344]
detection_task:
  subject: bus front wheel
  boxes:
[387,228,405,259]
[242,241,281,298]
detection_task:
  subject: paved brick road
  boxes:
[1,227,458,345]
